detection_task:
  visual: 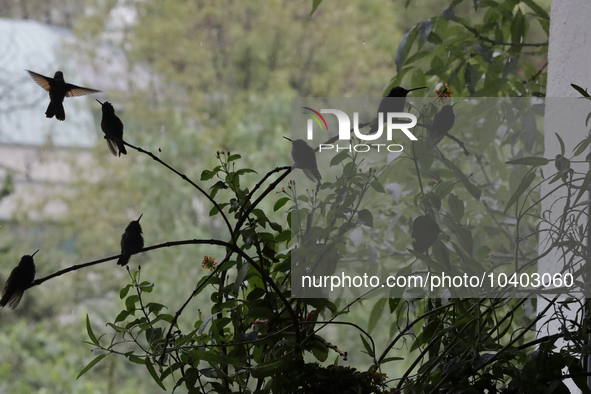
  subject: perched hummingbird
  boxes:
[27,70,101,121]
[426,104,456,148]
[369,86,427,134]
[96,100,127,156]
[283,137,322,184]
[118,215,144,266]
[1,250,38,309]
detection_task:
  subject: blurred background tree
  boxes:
[0,0,551,392]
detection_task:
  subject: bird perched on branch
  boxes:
[369,86,426,134]
[1,250,38,309]
[27,70,101,121]
[97,100,127,156]
[284,137,322,184]
[118,215,144,266]
[426,104,456,148]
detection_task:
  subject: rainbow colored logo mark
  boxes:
[302,107,328,138]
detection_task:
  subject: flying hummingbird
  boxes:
[283,137,322,184]
[369,86,427,134]
[118,215,144,266]
[27,70,101,121]
[96,100,127,156]
[1,250,38,309]
[426,104,456,148]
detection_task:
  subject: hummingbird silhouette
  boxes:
[283,137,322,184]
[118,215,144,266]
[1,250,38,309]
[27,70,101,121]
[426,104,456,148]
[97,100,127,156]
[369,86,427,134]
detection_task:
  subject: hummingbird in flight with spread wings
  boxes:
[27,70,101,121]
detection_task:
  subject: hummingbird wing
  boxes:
[6,290,24,310]
[65,84,102,97]
[27,70,52,91]
[1,266,23,309]
[302,168,321,183]
[106,139,119,156]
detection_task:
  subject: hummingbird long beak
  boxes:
[408,86,427,92]
[283,136,293,142]
[137,214,143,222]
[451,103,458,107]
[31,250,40,257]
[96,99,103,105]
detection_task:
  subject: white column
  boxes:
[539,2,591,393]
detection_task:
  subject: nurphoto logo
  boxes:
[303,106,418,153]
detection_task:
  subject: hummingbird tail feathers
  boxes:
[303,168,322,184]
[117,141,127,156]
[1,290,23,310]
[46,101,65,121]
[117,254,131,266]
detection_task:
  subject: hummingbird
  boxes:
[426,104,456,148]
[96,100,127,156]
[118,214,144,266]
[1,250,38,309]
[369,86,427,134]
[283,137,322,184]
[27,70,101,121]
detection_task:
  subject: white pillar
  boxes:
[539,1,591,392]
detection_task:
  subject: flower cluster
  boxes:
[201,255,217,271]
[435,82,453,104]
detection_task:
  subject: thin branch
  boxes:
[123,141,233,234]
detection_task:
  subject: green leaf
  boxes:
[357,209,374,227]
[412,215,440,253]
[571,84,590,98]
[251,354,295,378]
[417,19,434,45]
[200,167,220,181]
[274,197,290,212]
[522,0,549,20]
[556,133,565,156]
[114,310,130,323]
[86,314,99,346]
[395,27,417,72]
[145,357,166,390]
[575,170,591,205]
[359,334,374,357]
[464,63,478,94]
[505,157,548,166]
[330,150,350,166]
[125,295,140,312]
[367,298,387,334]
[574,137,591,156]
[448,194,464,222]
[236,168,257,176]
[129,355,145,364]
[311,340,329,362]
[77,354,108,379]
[119,284,131,299]
[504,171,536,213]
[228,154,241,162]
[310,0,322,16]
[510,9,526,45]
[370,181,385,193]
[439,157,481,200]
